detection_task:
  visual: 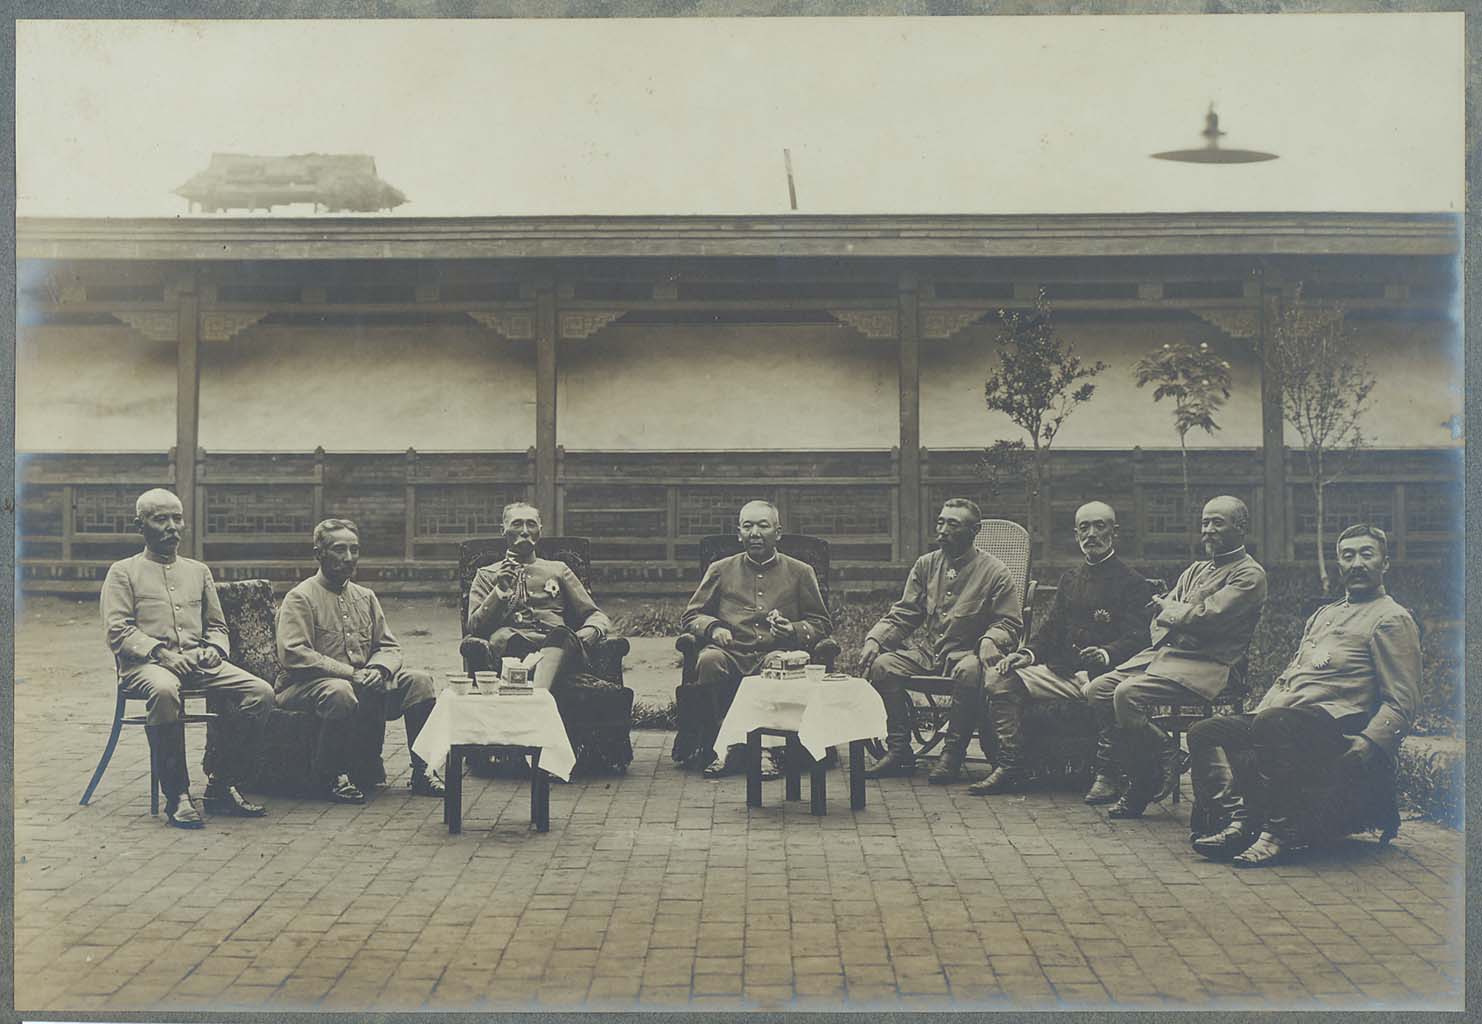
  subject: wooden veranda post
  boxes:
[535,281,559,524]
[1258,273,1290,561]
[174,274,202,558]
[897,271,923,560]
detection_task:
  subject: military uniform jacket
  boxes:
[1119,547,1267,699]
[1025,553,1155,678]
[101,550,231,668]
[466,557,611,642]
[1256,593,1420,760]
[276,571,403,692]
[682,551,831,651]
[866,547,1022,668]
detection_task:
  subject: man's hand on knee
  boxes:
[858,638,882,676]
[152,647,193,679]
[353,667,388,693]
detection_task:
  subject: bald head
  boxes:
[135,487,182,519]
[738,500,782,562]
[1073,500,1118,559]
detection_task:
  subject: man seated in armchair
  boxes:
[969,501,1155,796]
[461,502,612,690]
[1187,524,1419,866]
[101,488,273,827]
[275,518,443,803]
[1084,495,1268,819]
[857,498,1022,784]
[680,499,833,778]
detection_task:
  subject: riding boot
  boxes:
[865,688,916,778]
[1107,727,1161,819]
[1084,702,1122,805]
[928,693,978,785]
[967,698,1027,794]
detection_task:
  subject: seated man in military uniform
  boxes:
[276,518,443,803]
[680,499,833,778]
[1084,495,1267,819]
[1187,524,1419,866]
[858,498,1022,783]
[970,501,1154,796]
[462,502,612,691]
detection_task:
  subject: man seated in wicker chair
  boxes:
[275,519,443,804]
[1084,496,1267,819]
[460,502,612,692]
[101,488,274,828]
[1187,524,1420,866]
[970,501,1155,796]
[680,499,833,779]
[858,498,1022,783]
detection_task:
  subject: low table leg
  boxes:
[784,734,802,802]
[448,747,464,835]
[850,740,866,811]
[746,731,763,808]
[810,752,828,816]
[530,749,549,833]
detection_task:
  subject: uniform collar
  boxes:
[744,551,780,570]
[313,570,351,594]
[1085,548,1117,567]
[1209,545,1247,567]
[141,548,178,565]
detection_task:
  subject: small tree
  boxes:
[1133,340,1234,557]
[984,291,1105,550]
[1270,287,1377,592]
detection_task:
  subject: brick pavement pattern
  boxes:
[13,598,1463,1012]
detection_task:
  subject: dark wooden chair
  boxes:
[670,534,841,767]
[209,579,388,795]
[902,519,1037,761]
[80,671,217,815]
[456,537,634,775]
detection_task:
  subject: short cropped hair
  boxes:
[1337,522,1389,558]
[738,500,781,525]
[313,518,360,550]
[502,502,542,528]
[941,497,982,526]
[135,487,182,519]
[1207,495,1250,533]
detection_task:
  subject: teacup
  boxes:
[804,663,826,682]
[446,675,474,697]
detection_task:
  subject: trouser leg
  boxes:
[695,647,747,764]
[1083,670,1124,777]
[929,655,983,784]
[865,650,934,776]
[276,677,358,787]
[194,662,274,787]
[1249,705,1352,838]
[1111,674,1195,793]
[144,721,190,803]
[382,668,438,774]
[1187,712,1259,831]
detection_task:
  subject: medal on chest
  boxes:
[1093,608,1111,623]
[946,568,959,583]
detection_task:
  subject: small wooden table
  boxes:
[746,730,868,815]
[443,744,550,834]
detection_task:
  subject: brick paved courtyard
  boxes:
[13,597,1464,1012]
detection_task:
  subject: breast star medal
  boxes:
[946,568,959,582]
[1312,648,1333,669]
[1093,608,1111,623]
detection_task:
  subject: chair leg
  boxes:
[149,731,160,816]
[1170,725,1182,805]
[80,692,128,807]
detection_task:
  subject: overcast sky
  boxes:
[15,14,1463,218]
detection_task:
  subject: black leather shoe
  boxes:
[1083,774,1121,805]
[1107,793,1150,819]
[1192,824,1257,860]
[863,751,917,778]
[967,766,1025,795]
[1152,745,1188,804]
[203,781,267,817]
[1232,832,1291,868]
[163,795,205,829]
[410,771,445,798]
[328,775,367,805]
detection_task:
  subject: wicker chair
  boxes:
[901,520,1038,762]
[456,537,634,775]
[670,534,841,767]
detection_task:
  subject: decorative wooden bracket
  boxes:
[468,311,536,340]
[1192,309,1259,339]
[559,311,625,339]
[830,310,898,339]
[113,311,177,343]
[922,309,990,340]
[201,311,268,342]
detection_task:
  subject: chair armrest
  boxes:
[459,636,493,675]
[674,633,700,686]
[598,636,631,660]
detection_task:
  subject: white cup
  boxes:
[804,663,826,682]
[447,677,473,697]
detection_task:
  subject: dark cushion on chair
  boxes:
[553,673,634,775]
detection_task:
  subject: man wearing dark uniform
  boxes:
[858,498,1022,783]
[969,501,1154,795]
[1188,523,1419,866]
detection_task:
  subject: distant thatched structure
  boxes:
[175,153,408,213]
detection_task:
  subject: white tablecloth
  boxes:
[411,689,576,782]
[714,675,886,760]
